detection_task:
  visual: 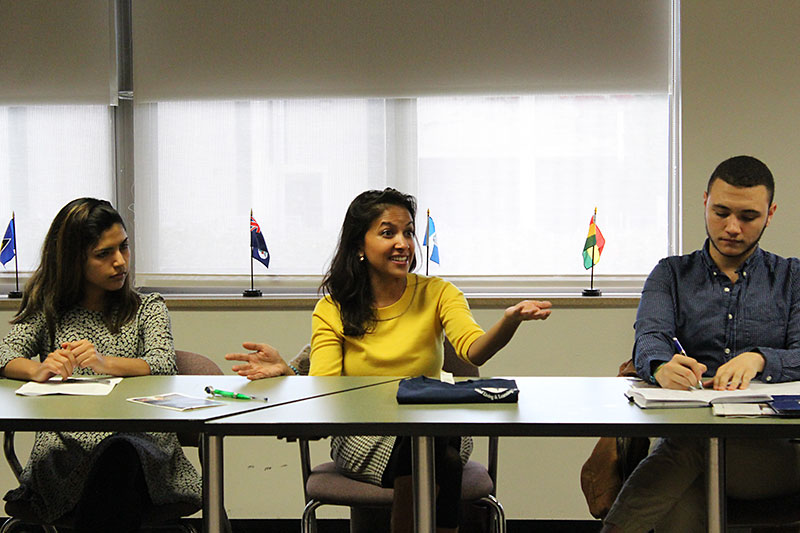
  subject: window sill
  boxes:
[0,292,639,312]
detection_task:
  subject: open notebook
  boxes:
[626,380,800,409]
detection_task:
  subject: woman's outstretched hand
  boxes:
[504,300,552,322]
[225,342,293,380]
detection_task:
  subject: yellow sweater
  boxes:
[310,274,484,377]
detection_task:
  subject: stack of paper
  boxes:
[15,376,123,396]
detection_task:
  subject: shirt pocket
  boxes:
[739,292,787,350]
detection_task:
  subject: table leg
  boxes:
[203,434,224,533]
[706,437,726,533]
[412,435,436,533]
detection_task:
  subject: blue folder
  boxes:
[396,376,519,404]
[769,395,800,417]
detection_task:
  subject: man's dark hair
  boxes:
[707,155,774,205]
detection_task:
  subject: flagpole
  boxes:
[425,209,430,276]
[582,207,601,297]
[243,208,262,297]
[8,212,21,298]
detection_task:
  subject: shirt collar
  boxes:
[702,238,764,274]
[701,239,764,277]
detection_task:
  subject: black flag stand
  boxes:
[582,245,601,297]
[8,212,22,298]
[243,251,262,297]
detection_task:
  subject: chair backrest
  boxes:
[442,337,480,378]
[175,350,223,375]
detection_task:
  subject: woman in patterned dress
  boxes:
[227,188,552,532]
[0,198,200,532]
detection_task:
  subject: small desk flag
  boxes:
[0,217,15,267]
[582,209,605,269]
[423,215,440,264]
[250,215,270,268]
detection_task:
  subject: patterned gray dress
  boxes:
[0,293,201,522]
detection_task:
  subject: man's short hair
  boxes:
[707,155,774,205]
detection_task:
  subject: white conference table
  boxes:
[206,376,800,533]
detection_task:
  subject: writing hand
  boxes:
[654,353,707,390]
[64,340,110,374]
[33,348,77,382]
[710,351,765,390]
[225,342,291,380]
[504,300,552,322]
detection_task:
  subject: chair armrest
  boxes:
[4,431,24,483]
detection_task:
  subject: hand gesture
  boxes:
[710,351,765,390]
[504,300,552,322]
[33,348,77,382]
[225,342,292,380]
[63,340,110,375]
[654,353,707,390]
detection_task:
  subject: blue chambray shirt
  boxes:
[634,240,800,384]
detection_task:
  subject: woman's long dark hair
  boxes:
[321,188,417,337]
[12,198,140,346]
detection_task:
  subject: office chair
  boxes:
[0,350,224,533]
[296,340,506,533]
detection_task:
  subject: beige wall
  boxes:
[2,0,800,522]
[681,0,800,255]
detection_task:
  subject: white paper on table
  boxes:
[15,376,123,396]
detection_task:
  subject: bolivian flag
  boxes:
[582,209,605,269]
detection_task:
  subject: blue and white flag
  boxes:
[423,216,440,264]
[250,215,270,268]
[0,218,15,267]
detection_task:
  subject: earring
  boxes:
[358,254,365,262]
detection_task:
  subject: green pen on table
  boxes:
[204,385,267,401]
[672,337,703,390]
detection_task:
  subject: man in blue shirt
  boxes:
[602,155,800,532]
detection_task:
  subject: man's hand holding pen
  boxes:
[654,336,766,391]
[654,353,707,390]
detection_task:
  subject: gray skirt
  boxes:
[331,435,473,486]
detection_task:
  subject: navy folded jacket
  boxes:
[396,376,519,404]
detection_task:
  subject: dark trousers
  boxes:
[69,439,153,533]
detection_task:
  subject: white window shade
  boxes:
[0,1,114,105]
[132,0,671,102]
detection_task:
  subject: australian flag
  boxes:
[250,215,270,268]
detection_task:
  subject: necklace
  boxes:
[375,276,418,322]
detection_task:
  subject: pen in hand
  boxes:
[204,385,267,401]
[672,337,703,390]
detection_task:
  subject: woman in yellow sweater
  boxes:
[228,188,551,532]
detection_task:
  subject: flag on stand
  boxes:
[582,209,605,269]
[0,217,15,267]
[250,215,270,268]
[423,215,440,264]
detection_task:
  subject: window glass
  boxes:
[134,99,387,276]
[417,94,669,276]
[0,105,113,272]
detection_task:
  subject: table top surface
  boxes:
[207,376,800,439]
[0,375,399,432]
